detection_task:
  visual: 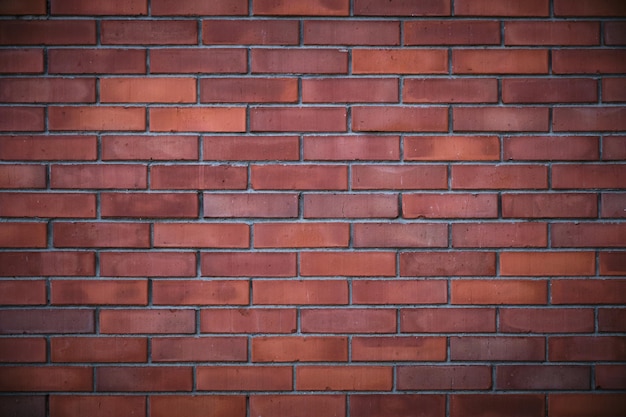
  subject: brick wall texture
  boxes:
[1,0,625,416]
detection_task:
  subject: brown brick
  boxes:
[51,0,147,15]
[0,49,43,74]
[301,308,396,333]
[48,48,146,74]
[549,393,626,417]
[97,366,192,392]
[204,136,299,161]
[456,0,548,16]
[454,107,549,131]
[150,107,245,133]
[304,20,399,45]
[554,108,626,132]
[454,49,548,74]
[304,193,399,218]
[51,164,147,189]
[0,222,47,248]
[596,365,626,389]
[53,222,150,248]
[101,20,196,44]
[605,22,626,45]
[250,395,346,417]
[150,48,246,74]
[554,0,626,16]
[603,78,626,102]
[0,20,95,45]
[197,366,292,391]
[451,336,545,361]
[101,77,195,103]
[503,78,597,103]
[300,251,396,276]
[350,394,444,417]
[100,309,195,334]
[353,106,448,132]
[250,107,347,132]
[302,78,398,103]
[50,337,147,362]
[405,20,500,45]
[50,396,146,417]
[151,164,247,190]
[549,336,626,361]
[352,336,446,361]
[203,19,297,44]
[0,78,95,102]
[352,165,448,189]
[451,395,546,417]
[398,365,492,390]
[48,106,145,131]
[500,308,594,333]
[353,222,447,248]
[600,251,626,275]
[0,107,44,131]
[553,49,626,74]
[152,280,249,306]
[0,135,97,161]
[153,0,247,15]
[403,193,498,219]
[400,252,496,276]
[401,307,496,333]
[304,135,400,161]
[152,337,247,362]
[601,193,626,218]
[0,280,46,305]
[0,309,94,334]
[0,165,46,188]
[204,193,299,218]
[0,0,45,14]
[252,336,348,362]
[0,251,95,277]
[297,366,392,391]
[505,21,599,45]
[252,48,348,74]
[201,252,296,277]
[0,366,92,392]
[503,136,599,161]
[201,78,298,103]
[352,280,447,304]
[251,164,348,190]
[101,192,198,218]
[404,78,498,103]
[100,252,196,277]
[453,164,548,189]
[0,338,46,362]
[254,0,349,15]
[502,193,598,218]
[599,308,626,332]
[200,308,297,333]
[150,396,245,417]
[354,0,450,16]
[552,223,626,247]
[552,279,626,304]
[452,222,547,248]
[50,279,148,305]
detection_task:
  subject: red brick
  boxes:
[354,0,449,15]
[304,193,399,218]
[500,251,595,276]
[101,20,195,44]
[549,393,626,417]
[452,222,547,248]
[352,336,446,361]
[0,222,46,248]
[454,49,548,74]
[255,223,349,248]
[53,222,149,248]
[198,366,292,391]
[297,366,392,391]
[101,77,195,103]
[553,49,626,74]
[203,19,297,44]
[250,107,347,132]
[51,0,147,15]
[302,78,398,103]
[504,136,599,161]
[405,20,499,45]
[250,395,346,417]
[49,106,145,131]
[151,107,245,133]
[452,280,547,305]
[554,107,626,132]
[398,365,491,390]
[500,308,594,333]
[601,193,626,218]
[550,336,626,361]
[152,280,249,305]
[204,136,299,160]
[100,252,195,277]
[154,223,249,248]
[0,366,92,392]
[202,252,296,277]
[252,48,348,74]
[0,78,95,102]
[599,308,626,332]
[503,78,597,103]
[454,107,549,131]
[0,107,44,131]
[0,251,94,277]
[48,48,146,74]
[251,164,348,190]
[51,164,146,189]
[502,193,597,218]
[152,337,247,362]
[400,252,496,276]
[51,279,147,305]
[0,309,94,334]
[151,164,247,190]
[153,0,247,15]
[352,280,447,304]
[150,48,246,74]
[0,135,97,161]
[200,308,296,333]
[301,308,396,333]
[605,22,626,45]
[453,165,548,189]
[252,336,348,362]
[401,307,496,333]
[254,0,349,15]
[456,0,548,16]
[554,0,626,16]
[353,49,447,74]
[451,336,545,361]
[101,192,198,218]
[201,78,297,103]
[0,164,46,188]
[600,251,626,275]
[204,193,299,218]
[0,20,95,45]
[552,223,626,247]
[0,192,96,218]
[0,0,45,14]
[452,395,546,417]
[100,309,195,334]
[51,337,147,362]
[505,21,599,45]
[353,106,448,132]
[304,20,399,45]
[150,396,246,417]
[596,365,626,389]
[552,279,626,304]
[0,338,46,362]
[352,165,448,189]
[603,78,626,102]
[304,135,400,161]
[301,251,396,276]
[404,78,497,103]
[553,164,626,188]
[350,394,444,417]
[0,49,43,73]
[353,222,447,248]
[50,396,146,417]
[403,193,497,219]
[97,366,192,392]
[0,280,46,305]
[102,135,197,160]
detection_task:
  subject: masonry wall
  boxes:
[0,0,625,416]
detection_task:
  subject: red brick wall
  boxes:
[1,0,625,416]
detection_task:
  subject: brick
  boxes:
[503,78,597,103]
[404,78,498,103]
[505,21,599,45]
[302,78,398,103]
[549,336,626,361]
[400,252,496,276]
[454,49,548,74]
[0,0,45,14]
[304,193,399,218]
[152,280,249,305]
[250,107,347,132]
[250,395,346,417]
[352,280,447,304]
[603,78,626,101]
[596,365,626,389]
[202,252,296,277]
[0,280,46,305]
[352,165,448,189]
[605,22,626,45]
[51,0,147,15]
[53,222,150,248]
[405,20,499,45]
[150,107,245,132]
[201,78,297,103]
[599,308,626,332]
[0,222,46,248]
[150,48,246,74]
[0,135,97,161]
[301,308,396,333]
[301,251,396,276]
[354,0,449,15]
[97,366,192,392]
[554,107,626,131]
[500,308,594,333]
[0,309,94,334]
[553,50,626,74]
[254,0,349,15]
[403,193,498,219]
[0,366,92,392]
[401,307,496,333]
[49,106,145,131]
[102,20,195,44]
[452,222,547,248]
[451,395,546,417]
[0,251,95,277]
[255,222,349,248]
[398,365,491,390]
[601,193,626,218]
[50,337,147,362]
[102,135,197,160]
[204,193,299,218]
[0,20,95,45]
[451,336,545,361]
[297,366,392,391]
[152,337,247,362]
[153,0,247,15]
[353,106,448,132]
[251,164,348,190]
[454,107,549,131]
[150,396,246,417]
[0,49,43,73]
[554,0,626,16]
[0,78,95,102]
[350,395,445,417]
[303,135,400,161]
[151,164,247,190]
[50,396,146,417]
[552,279,626,304]
[353,223,447,248]
[500,251,595,276]
[252,48,348,74]
[304,20,399,45]
[1,397,46,417]
[352,336,446,361]
[0,338,46,362]
[48,48,146,74]
[204,136,299,160]
[552,223,626,247]
[51,164,147,189]
[0,164,46,188]
[502,193,597,218]
[600,252,626,276]
[51,279,148,305]
[198,366,292,391]
[504,136,599,161]
[101,77,195,103]
[253,279,348,305]
[452,164,549,190]
[451,280,548,305]
[0,192,96,218]
[100,309,195,334]
[456,0,548,16]
[252,336,348,362]
[100,252,196,277]
[0,107,44,131]
[154,223,249,248]
[203,19,297,45]
[353,49,447,74]
[549,393,626,417]
[200,308,296,333]
[553,164,626,188]
[101,192,198,218]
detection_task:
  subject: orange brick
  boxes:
[48,106,145,131]
[353,106,448,132]
[152,280,249,305]
[0,135,97,161]
[297,366,392,391]
[252,336,348,362]
[352,165,448,189]
[451,279,548,305]
[352,337,446,361]
[253,279,348,305]
[150,107,246,132]
[154,223,249,248]
[454,49,549,74]
[353,49,447,74]
[500,251,596,276]
[100,77,195,103]
[404,135,499,161]
[254,222,349,248]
